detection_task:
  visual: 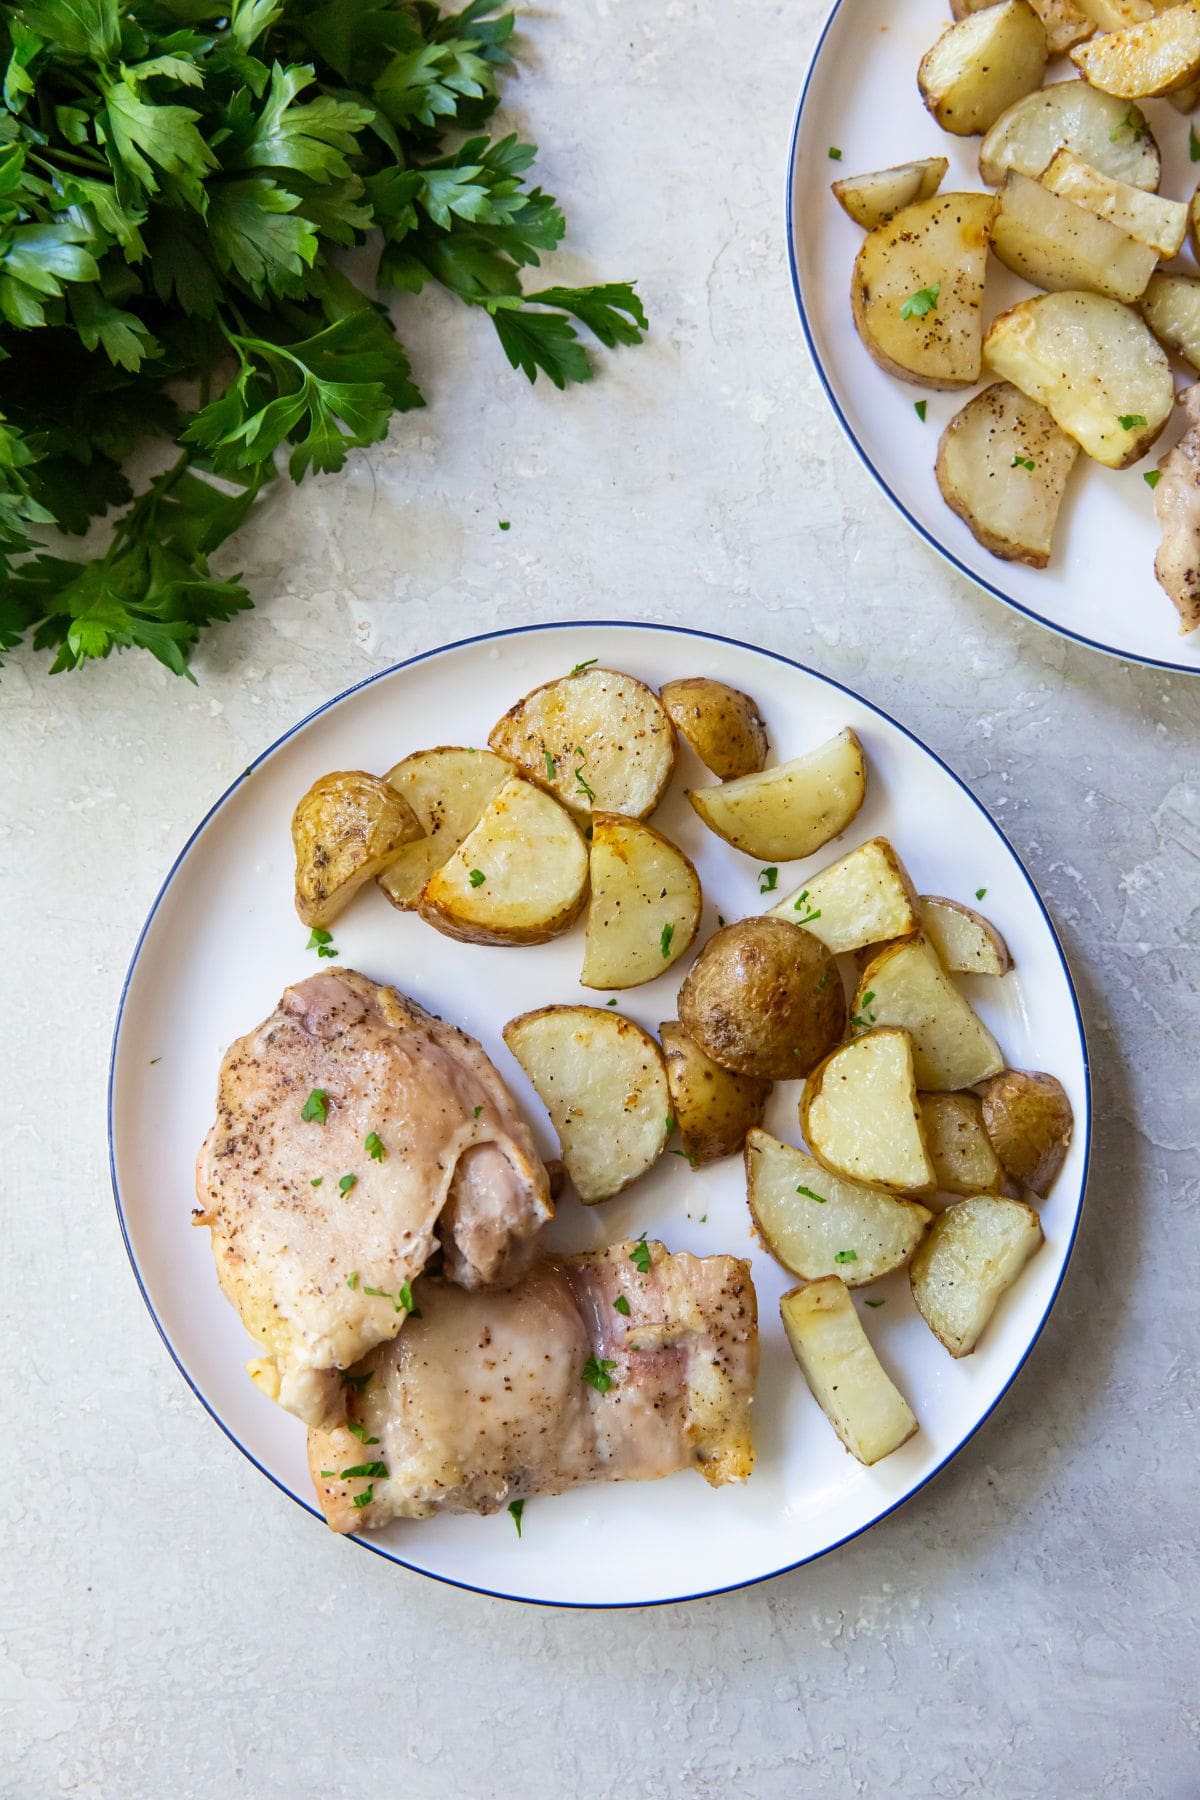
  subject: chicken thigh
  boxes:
[308,1240,758,1530]
[195,970,552,1425]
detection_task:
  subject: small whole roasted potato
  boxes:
[661,1022,770,1166]
[292,771,423,928]
[659,678,769,781]
[978,1068,1074,1195]
[678,917,845,1081]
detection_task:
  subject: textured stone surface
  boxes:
[2,1,1198,1794]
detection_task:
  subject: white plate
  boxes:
[109,623,1090,1607]
[788,0,1200,674]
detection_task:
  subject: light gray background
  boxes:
[2,1,1197,1794]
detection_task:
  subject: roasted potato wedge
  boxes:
[581,813,701,989]
[418,775,588,946]
[488,667,675,821]
[919,1092,1010,1196]
[377,746,511,909]
[678,917,845,1081]
[659,677,768,780]
[991,171,1158,304]
[767,836,920,955]
[1072,4,1200,94]
[831,156,949,229]
[688,726,866,861]
[292,771,423,929]
[984,290,1172,468]
[1074,0,1154,28]
[918,894,1013,976]
[781,1279,919,1466]
[1141,271,1200,371]
[503,1005,670,1203]
[747,1128,931,1284]
[801,1028,936,1194]
[919,2,1047,136]
[936,382,1080,570]
[1042,148,1187,256]
[851,194,996,387]
[978,1068,1074,1194]
[910,1194,1043,1357]
[954,0,1093,54]
[661,1022,770,1166]
[854,936,1004,1091]
[980,83,1159,188]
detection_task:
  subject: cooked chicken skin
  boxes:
[1154,381,1200,635]
[195,970,552,1426]
[308,1240,758,1530]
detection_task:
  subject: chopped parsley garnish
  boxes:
[1192,123,1200,162]
[851,990,877,1031]
[975,886,987,901]
[499,520,511,531]
[661,921,675,958]
[347,1422,380,1444]
[759,866,778,893]
[671,1147,696,1165]
[817,967,832,994]
[699,1213,707,1223]
[545,749,557,780]
[301,1088,328,1124]
[508,1498,525,1536]
[473,1104,484,1118]
[570,658,598,675]
[796,1184,827,1203]
[828,146,842,160]
[1117,414,1146,431]
[352,1487,374,1509]
[613,1294,631,1316]
[914,400,928,423]
[717,914,727,929]
[311,1177,323,1188]
[574,759,596,802]
[398,1281,416,1314]
[900,283,939,320]
[306,927,338,959]
[1011,455,1035,472]
[629,1234,652,1275]
[469,868,487,887]
[834,1249,858,1265]
[319,1471,335,1479]
[347,1270,359,1289]
[665,1115,677,1136]
[791,888,822,926]
[1109,108,1150,143]
[341,1372,372,1394]
[149,1057,161,1065]
[865,1298,885,1308]
[338,1173,357,1196]
[365,1132,385,1162]
[340,1462,388,1480]
[1145,470,1162,489]
[606,997,618,1006]
[582,1355,617,1393]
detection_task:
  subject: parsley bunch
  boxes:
[0,0,646,679]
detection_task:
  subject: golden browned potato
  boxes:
[1074,0,1154,28]
[488,667,675,821]
[1072,4,1200,95]
[418,775,588,946]
[292,771,423,928]
[990,171,1158,305]
[677,917,844,1081]
[978,1068,1074,1194]
[936,382,1080,570]
[581,814,701,989]
[919,2,1047,136]
[1140,271,1200,372]
[801,1028,936,1194]
[831,157,949,229]
[919,1092,1010,1195]
[980,83,1159,188]
[746,1128,931,1284]
[852,936,1004,1090]
[659,677,769,780]
[851,194,997,388]
[910,1194,1043,1356]
[661,1022,770,1166]
[688,726,866,862]
[767,836,921,955]
[1041,149,1187,257]
[954,0,1093,55]
[378,746,511,909]
[918,894,1013,975]
[781,1279,919,1466]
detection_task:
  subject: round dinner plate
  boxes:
[109,623,1090,1607]
[788,0,1200,674]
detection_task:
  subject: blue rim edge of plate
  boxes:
[107,619,1093,1611]
[785,0,1199,678]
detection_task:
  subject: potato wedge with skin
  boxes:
[801,1028,936,1195]
[919,1093,1010,1196]
[768,837,920,955]
[781,1279,918,1466]
[978,1068,1074,1194]
[919,2,1048,137]
[936,382,1080,570]
[1074,0,1153,29]
[984,291,1172,468]
[746,1129,931,1285]
[831,157,948,230]
[488,667,675,821]
[378,746,511,910]
[990,173,1158,305]
[910,1194,1043,1357]
[581,813,700,990]
[503,1006,670,1202]
[1141,271,1200,371]
[659,678,769,781]
[292,771,423,929]
[1042,148,1187,257]
[678,917,845,1081]
[854,936,1004,1091]
[688,726,866,862]
[954,0,1093,54]
[418,775,587,946]
[852,194,996,388]
[980,83,1159,189]
[661,1022,770,1166]
[1072,4,1200,94]
[918,894,1013,976]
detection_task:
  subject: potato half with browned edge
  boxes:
[488,667,675,821]
[581,814,700,989]
[678,917,844,1081]
[919,1092,1009,1196]
[768,836,920,955]
[910,1194,1043,1357]
[954,0,1092,57]
[292,771,423,929]
[937,382,1080,570]
[831,157,948,230]
[503,1005,670,1202]
[688,726,866,862]
[1074,0,1153,30]
[978,1068,1074,1195]
[419,775,587,946]
[918,895,1012,976]
[659,677,768,781]
[980,83,1159,189]
[1141,271,1200,373]
[662,1022,770,1166]
[990,172,1158,305]
[853,935,1004,1090]
[984,291,1172,468]
[852,194,996,388]
[781,1279,919,1466]
[919,2,1047,136]
[378,746,511,910]
[801,1028,936,1195]
[746,1128,931,1285]
[1042,149,1187,257]
[1072,5,1200,95]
